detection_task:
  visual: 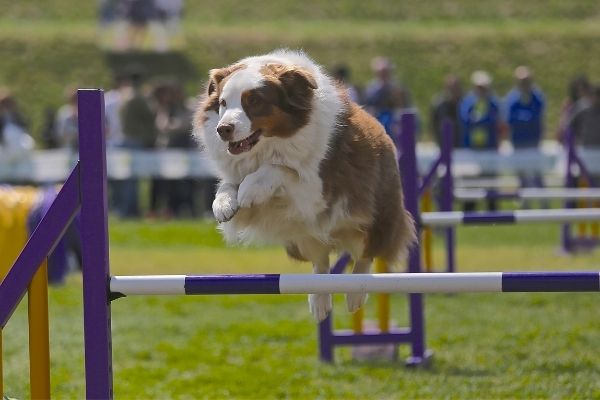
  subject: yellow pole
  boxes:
[347,260,364,333]
[1,241,6,399]
[28,259,50,400]
[1,329,3,398]
[351,308,364,334]
[422,190,434,272]
[375,258,390,332]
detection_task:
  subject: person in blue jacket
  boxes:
[504,66,545,149]
[460,71,501,211]
[364,56,416,139]
[503,66,547,207]
[460,70,501,150]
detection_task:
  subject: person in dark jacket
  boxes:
[431,74,464,147]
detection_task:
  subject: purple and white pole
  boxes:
[398,112,429,365]
[440,119,455,273]
[109,273,600,296]
[454,188,600,201]
[422,208,600,227]
[79,89,114,399]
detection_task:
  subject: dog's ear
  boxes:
[207,68,226,96]
[267,64,318,110]
[207,64,245,95]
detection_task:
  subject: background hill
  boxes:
[1,1,599,140]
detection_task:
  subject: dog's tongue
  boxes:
[228,139,253,155]
[227,130,262,155]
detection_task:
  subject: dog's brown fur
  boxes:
[196,60,415,267]
[284,89,416,265]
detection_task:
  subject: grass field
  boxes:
[2,220,599,398]
[1,2,600,140]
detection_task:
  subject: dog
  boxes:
[193,50,415,321]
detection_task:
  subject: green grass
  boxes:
[2,220,600,398]
[1,0,600,22]
[1,2,600,141]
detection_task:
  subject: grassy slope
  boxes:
[1,1,600,140]
[2,220,600,398]
[1,0,600,21]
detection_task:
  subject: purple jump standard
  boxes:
[109,272,600,297]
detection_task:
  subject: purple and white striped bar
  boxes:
[421,208,600,227]
[109,272,600,297]
[454,188,600,201]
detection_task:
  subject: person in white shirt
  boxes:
[0,89,34,161]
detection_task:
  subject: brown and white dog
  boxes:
[193,50,415,321]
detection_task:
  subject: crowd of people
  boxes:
[103,69,212,219]
[1,56,600,219]
[337,57,600,153]
[1,69,209,219]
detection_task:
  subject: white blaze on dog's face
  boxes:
[217,67,264,154]
[200,62,318,156]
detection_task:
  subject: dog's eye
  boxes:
[220,99,226,108]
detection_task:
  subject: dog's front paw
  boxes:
[213,193,239,223]
[346,293,368,313]
[237,177,275,208]
[308,293,332,322]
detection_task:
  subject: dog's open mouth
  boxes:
[228,130,262,155]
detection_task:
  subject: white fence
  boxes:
[1,141,598,183]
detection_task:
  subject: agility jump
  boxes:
[1,89,599,399]
[110,272,600,296]
[318,110,600,362]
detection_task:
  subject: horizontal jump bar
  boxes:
[454,188,600,201]
[109,272,600,297]
[421,208,600,227]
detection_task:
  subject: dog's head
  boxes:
[198,62,318,156]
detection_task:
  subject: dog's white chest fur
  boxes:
[196,50,344,245]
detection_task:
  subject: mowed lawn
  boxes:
[2,219,600,399]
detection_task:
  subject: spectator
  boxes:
[331,64,361,104]
[148,81,173,218]
[150,80,198,218]
[40,106,59,149]
[460,70,501,150]
[557,75,593,143]
[104,73,128,147]
[116,68,157,218]
[155,0,183,44]
[460,71,501,211]
[430,74,463,147]
[0,88,34,160]
[364,56,413,136]
[54,87,79,149]
[504,66,545,148]
[504,66,547,206]
[120,69,158,149]
[124,0,158,50]
[570,84,600,148]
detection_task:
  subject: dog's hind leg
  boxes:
[296,238,331,322]
[346,258,372,313]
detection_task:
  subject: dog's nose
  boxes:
[216,123,235,141]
